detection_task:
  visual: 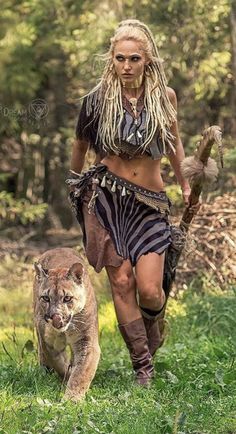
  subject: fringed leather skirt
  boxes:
[67,164,172,272]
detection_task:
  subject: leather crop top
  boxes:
[75,91,171,160]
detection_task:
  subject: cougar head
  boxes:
[34,262,87,332]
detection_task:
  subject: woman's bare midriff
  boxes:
[100,154,164,192]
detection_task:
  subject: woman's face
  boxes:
[113,39,147,85]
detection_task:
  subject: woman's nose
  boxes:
[123,60,131,71]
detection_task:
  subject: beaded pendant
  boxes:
[121,186,126,196]
[111,181,117,192]
[101,175,106,187]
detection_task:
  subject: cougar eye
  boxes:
[63,295,73,303]
[41,295,50,303]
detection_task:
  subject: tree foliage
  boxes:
[0,0,234,228]
[0,191,47,228]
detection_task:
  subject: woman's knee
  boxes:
[138,281,165,307]
[110,272,135,301]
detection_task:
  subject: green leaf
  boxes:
[166,371,179,384]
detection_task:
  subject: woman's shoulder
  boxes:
[166,87,177,108]
[77,87,101,122]
[75,88,100,142]
[85,86,101,104]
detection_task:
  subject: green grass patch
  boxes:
[0,256,236,434]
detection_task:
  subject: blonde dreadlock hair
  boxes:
[86,19,177,154]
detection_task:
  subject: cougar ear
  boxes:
[34,263,49,280]
[67,263,84,283]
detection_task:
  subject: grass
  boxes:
[0,256,236,434]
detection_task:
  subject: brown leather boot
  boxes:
[118,317,154,386]
[141,305,167,357]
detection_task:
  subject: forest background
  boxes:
[0,0,235,232]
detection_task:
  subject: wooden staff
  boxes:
[163,125,223,296]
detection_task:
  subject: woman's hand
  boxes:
[182,185,202,214]
[182,186,191,206]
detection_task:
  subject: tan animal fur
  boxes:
[181,156,219,184]
[33,247,100,401]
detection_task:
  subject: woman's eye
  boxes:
[64,296,73,303]
[115,56,124,62]
[41,295,50,303]
[131,56,141,62]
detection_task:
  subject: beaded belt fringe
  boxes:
[67,164,171,216]
[97,171,170,214]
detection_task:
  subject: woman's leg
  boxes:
[105,260,154,385]
[105,259,139,324]
[135,251,166,311]
[135,252,167,356]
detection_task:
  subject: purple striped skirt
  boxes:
[67,164,172,272]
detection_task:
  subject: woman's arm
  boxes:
[167,87,191,205]
[70,138,89,173]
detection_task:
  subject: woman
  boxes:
[68,19,191,386]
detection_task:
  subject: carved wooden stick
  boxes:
[180,126,223,231]
[163,126,223,297]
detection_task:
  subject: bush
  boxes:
[0,191,47,228]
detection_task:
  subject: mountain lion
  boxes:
[33,247,100,401]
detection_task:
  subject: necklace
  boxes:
[129,98,138,118]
